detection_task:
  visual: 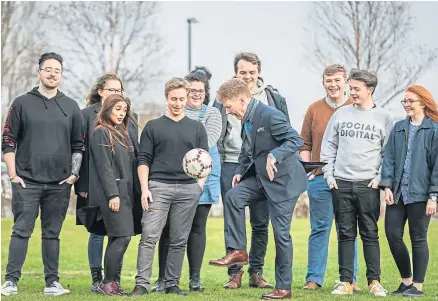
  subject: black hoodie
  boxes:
[2,87,85,184]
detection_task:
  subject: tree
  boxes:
[305,2,437,107]
[1,2,46,117]
[43,1,166,105]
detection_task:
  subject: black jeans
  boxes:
[5,182,71,285]
[385,200,431,283]
[331,179,381,284]
[220,162,269,276]
[103,236,131,283]
[158,204,212,278]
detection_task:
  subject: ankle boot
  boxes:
[189,272,204,292]
[90,266,103,293]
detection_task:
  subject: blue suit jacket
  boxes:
[237,102,308,202]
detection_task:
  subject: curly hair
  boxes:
[185,66,212,105]
[86,73,124,106]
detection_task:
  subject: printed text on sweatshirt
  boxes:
[320,104,394,185]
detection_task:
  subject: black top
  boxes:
[89,127,134,204]
[75,102,139,194]
[138,115,208,184]
[1,87,84,184]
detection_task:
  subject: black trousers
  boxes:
[385,200,431,283]
[158,204,212,278]
[331,179,381,284]
[5,182,71,285]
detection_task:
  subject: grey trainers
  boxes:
[44,281,70,296]
[1,281,17,296]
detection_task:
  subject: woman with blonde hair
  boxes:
[380,85,438,297]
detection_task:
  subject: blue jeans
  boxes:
[88,233,123,268]
[305,175,358,286]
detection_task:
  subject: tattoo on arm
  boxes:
[71,153,83,175]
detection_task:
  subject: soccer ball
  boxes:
[183,148,212,179]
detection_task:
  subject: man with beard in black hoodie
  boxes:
[1,52,84,297]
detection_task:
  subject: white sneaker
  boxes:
[44,281,70,296]
[369,280,388,297]
[1,281,18,296]
[331,281,353,295]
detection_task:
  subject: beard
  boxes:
[41,77,60,89]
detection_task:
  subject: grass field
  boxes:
[1,216,438,300]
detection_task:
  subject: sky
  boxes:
[155,1,438,131]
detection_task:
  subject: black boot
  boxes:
[90,266,103,293]
[189,273,205,292]
[115,265,126,295]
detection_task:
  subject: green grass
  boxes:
[2,217,438,300]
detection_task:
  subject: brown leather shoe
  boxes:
[209,250,248,267]
[303,281,320,290]
[249,272,274,289]
[223,270,244,289]
[262,289,292,300]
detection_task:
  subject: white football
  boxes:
[183,148,212,179]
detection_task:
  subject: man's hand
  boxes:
[367,179,379,189]
[384,188,394,205]
[266,156,278,181]
[426,200,437,216]
[79,192,88,198]
[306,172,315,181]
[109,196,120,212]
[329,180,338,190]
[59,175,78,185]
[141,188,154,211]
[198,177,206,191]
[10,175,26,188]
[232,174,242,188]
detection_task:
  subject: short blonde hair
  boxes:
[217,78,251,102]
[165,77,190,98]
[323,64,347,80]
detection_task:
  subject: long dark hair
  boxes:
[87,73,124,106]
[185,66,212,105]
[94,94,133,152]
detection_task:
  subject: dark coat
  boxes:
[380,116,438,203]
[75,103,141,234]
[238,102,308,202]
[81,127,135,237]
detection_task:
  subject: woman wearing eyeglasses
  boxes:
[75,73,139,294]
[380,85,438,297]
[151,66,222,293]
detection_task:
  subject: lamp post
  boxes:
[187,17,198,72]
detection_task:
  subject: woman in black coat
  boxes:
[87,94,135,296]
[74,73,140,293]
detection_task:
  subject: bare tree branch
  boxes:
[305,2,437,107]
[41,1,166,105]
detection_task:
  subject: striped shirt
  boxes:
[184,105,222,149]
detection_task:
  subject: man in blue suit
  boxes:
[209,78,308,300]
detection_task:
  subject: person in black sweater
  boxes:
[1,53,84,297]
[130,77,208,296]
[86,94,136,296]
[74,73,139,293]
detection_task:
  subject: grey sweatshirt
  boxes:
[321,104,394,185]
[223,78,268,163]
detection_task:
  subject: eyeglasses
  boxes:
[102,88,123,94]
[401,99,420,106]
[39,67,62,76]
[189,89,205,95]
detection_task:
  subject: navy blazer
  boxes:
[237,102,308,202]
